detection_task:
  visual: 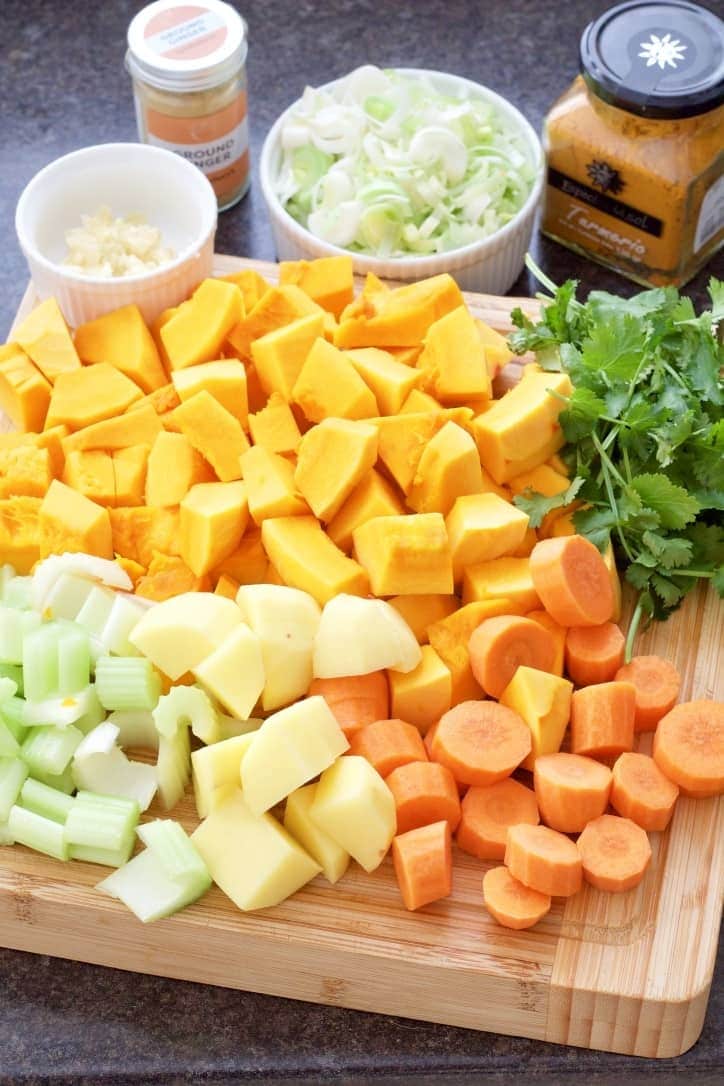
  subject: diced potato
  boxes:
[129,592,244,680]
[445,492,530,583]
[388,644,452,734]
[353,513,454,596]
[499,666,573,770]
[192,621,265,719]
[310,755,396,872]
[284,782,350,884]
[191,731,258,818]
[313,594,421,678]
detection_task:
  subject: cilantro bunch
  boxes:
[508,256,724,658]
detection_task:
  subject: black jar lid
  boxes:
[580,0,724,118]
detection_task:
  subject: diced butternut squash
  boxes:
[406,421,483,514]
[388,644,452,734]
[251,313,325,401]
[462,556,541,611]
[214,572,239,599]
[472,369,573,484]
[62,402,162,454]
[0,343,51,431]
[388,594,459,644]
[129,383,181,421]
[45,362,143,431]
[417,305,491,405]
[240,445,309,524]
[248,393,302,456]
[180,481,249,576]
[294,418,378,522]
[327,469,405,553]
[292,338,378,422]
[0,445,53,499]
[279,255,354,317]
[63,449,115,506]
[499,666,573,770]
[0,496,42,573]
[226,284,321,362]
[508,463,570,499]
[109,506,181,567]
[114,555,146,587]
[172,359,249,430]
[12,297,81,382]
[160,279,243,370]
[145,431,215,507]
[399,388,441,413]
[445,493,530,583]
[353,513,454,596]
[135,551,210,601]
[261,516,369,606]
[510,525,538,557]
[345,347,422,415]
[112,445,149,506]
[39,480,112,559]
[475,319,513,377]
[373,408,473,493]
[334,274,464,348]
[428,599,521,705]
[387,345,422,367]
[171,390,249,481]
[220,268,269,312]
[212,530,267,586]
[74,304,167,392]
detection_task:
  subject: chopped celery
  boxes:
[42,571,96,621]
[157,724,191,811]
[0,719,20,758]
[7,804,69,860]
[0,606,41,664]
[75,585,116,637]
[65,789,139,867]
[31,764,76,794]
[32,554,132,613]
[107,710,159,752]
[19,776,74,823]
[57,628,91,694]
[0,663,23,694]
[95,655,161,712]
[3,576,33,610]
[153,685,219,743]
[97,843,210,923]
[1,696,28,744]
[21,724,83,777]
[22,624,61,701]
[23,686,99,729]
[99,595,146,657]
[0,676,18,703]
[72,722,157,811]
[137,819,211,886]
[73,686,105,734]
[0,757,29,821]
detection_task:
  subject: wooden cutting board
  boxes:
[1,256,722,1058]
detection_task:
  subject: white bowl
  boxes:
[15,142,218,328]
[260,69,544,296]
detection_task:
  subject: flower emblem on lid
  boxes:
[638,32,688,70]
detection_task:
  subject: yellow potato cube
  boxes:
[388,644,452,734]
[284,782,350,884]
[261,516,369,606]
[406,421,483,513]
[445,492,530,583]
[462,556,541,611]
[129,591,245,680]
[472,368,573,484]
[388,594,458,644]
[226,284,322,362]
[160,278,243,370]
[292,338,378,423]
[172,390,249,481]
[192,731,257,818]
[327,469,405,553]
[294,418,378,522]
[12,297,81,382]
[145,431,214,508]
[62,402,162,454]
[279,255,354,317]
[353,513,454,596]
[251,313,325,401]
[499,666,573,770]
[428,598,521,705]
[417,304,491,405]
[309,755,396,872]
[0,343,51,431]
[240,445,309,524]
[172,359,249,430]
[0,445,53,499]
[191,789,321,911]
[39,479,112,559]
[180,481,249,576]
[63,449,115,506]
[0,496,41,573]
[399,388,441,414]
[112,445,149,506]
[248,393,302,457]
[345,347,422,415]
[74,304,167,393]
[334,273,463,348]
[192,622,265,721]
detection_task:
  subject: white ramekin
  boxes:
[15,143,218,328]
[260,69,544,296]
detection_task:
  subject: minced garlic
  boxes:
[63,206,176,278]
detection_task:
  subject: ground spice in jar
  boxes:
[542,0,724,287]
[126,0,250,211]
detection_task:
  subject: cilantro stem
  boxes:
[625,594,646,663]
[592,433,627,488]
[524,253,558,297]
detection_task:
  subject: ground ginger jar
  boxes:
[126,0,250,211]
[542,0,723,287]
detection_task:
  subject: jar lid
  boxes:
[580,0,724,118]
[127,0,247,93]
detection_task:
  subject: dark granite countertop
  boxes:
[0,1,721,1082]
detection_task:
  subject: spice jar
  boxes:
[541,0,724,287]
[126,0,250,211]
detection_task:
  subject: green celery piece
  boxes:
[0,606,41,665]
[137,819,211,886]
[0,719,20,759]
[21,724,84,777]
[65,789,140,867]
[23,686,99,729]
[57,628,91,696]
[7,804,69,860]
[157,724,191,811]
[97,847,210,922]
[0,663,23,694]
[3,577,33,610]
[73,686,106,735]
[0,696,28,744]
[19,777,74,824]
[95,656,161,712]
[69,842,136,866]
[31,764,76,795]
[153,685,219,743]
[22,624,62,701]
[0,757,29,821]
[75,586,116,637]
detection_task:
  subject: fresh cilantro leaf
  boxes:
[580,313,646,383]
[628,475,700,529]
[560,387,604,442]
[512,477,584,529]
[714,567,724,597]
[650,573,685,609]
[572,506,617,551]
[708,277,724,326]
[641,531,693,569]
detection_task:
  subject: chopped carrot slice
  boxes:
[614,655,681,732]
[505,823,582,897]
[529,535,614,627]
[534,752,612,833]
[652,700,724,798]
[483,865,551,930]
[350,718,427,778]
[308,672,389,739]
[386,760,461,834]
[392,820,453,911]
[570,681,636,760]
[468,615,556,699]
[610,752,679,832]
[576,814,652,893]
[527,609,567,677]
[431,700,531,787]
[565,622,625,687]
[456,778,539,860]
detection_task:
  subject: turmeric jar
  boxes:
[542,0,723,287]
[126,0,249,211]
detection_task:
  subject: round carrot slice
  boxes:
[483,865,551,930]
[431,700,531,787]
[534,753,612,833]
[614,655,681,732]
[576,814,652,893]
[456,778,539,860]
[610,752,679,832]
[530,535,613,627]
[469,615,556,699]
[386,760,461,835]
[565,622,625,687]
[505,823,582,897]
[652,700,724,798]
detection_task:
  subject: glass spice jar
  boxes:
[126,0,250,211]
[541,0,724,287]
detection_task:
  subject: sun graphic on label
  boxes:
[638,32,687,70]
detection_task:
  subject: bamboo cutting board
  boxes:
[0,256,722,1058]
